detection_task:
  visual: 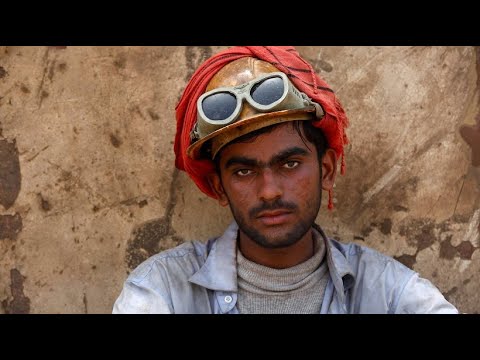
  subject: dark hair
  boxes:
[213,121,328,172]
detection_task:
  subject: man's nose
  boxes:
[257,169,283,201]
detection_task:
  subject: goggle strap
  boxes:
[313,102,325,119]
[301,92,324,120]
[190,124,200,143]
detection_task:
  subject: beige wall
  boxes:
[0,46,478,313]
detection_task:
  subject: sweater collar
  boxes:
[189,221,355,294]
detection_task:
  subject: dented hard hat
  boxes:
[187,57,324,160]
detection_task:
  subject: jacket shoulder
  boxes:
[126,240,209,285]
[113,240,214,314]
[329,237,413,275]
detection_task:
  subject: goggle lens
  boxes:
[250,76,285,105]
[202,92,237,121]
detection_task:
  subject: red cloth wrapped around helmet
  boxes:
[174,46,349,200]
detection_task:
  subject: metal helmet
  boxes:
[186,57,324,160]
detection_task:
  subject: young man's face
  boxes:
[211,122,333,249]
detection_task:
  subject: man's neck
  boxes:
[237,228,315,269]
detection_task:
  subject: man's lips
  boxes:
[256,209,291,218]
[256,209,292,225]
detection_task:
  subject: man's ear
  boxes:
[207,172,229,207]
[321,148,338,191]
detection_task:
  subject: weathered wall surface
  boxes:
[0,46,478,313]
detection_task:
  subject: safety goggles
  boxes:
[190,72,324,142]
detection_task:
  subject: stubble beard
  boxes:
[228,195,321,249]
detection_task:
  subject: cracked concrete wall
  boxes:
[0,46,479,314]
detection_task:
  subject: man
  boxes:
[112,46,458,314]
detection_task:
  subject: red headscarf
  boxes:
[175,46,349,208]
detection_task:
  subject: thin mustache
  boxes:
[249,200,297,218]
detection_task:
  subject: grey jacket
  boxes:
[113,221,458,314]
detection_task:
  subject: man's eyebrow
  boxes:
[269,147,309,166]
[224,147,309,169]
[225,156,261,169]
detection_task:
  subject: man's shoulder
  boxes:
[126,239,210,285]
[151,239,209,261]
[327,237,414,275]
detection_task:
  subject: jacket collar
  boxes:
[189,221,355,295]
[314,225,355,303]
[188,221,238,291]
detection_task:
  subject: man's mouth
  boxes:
[256,209,292,226]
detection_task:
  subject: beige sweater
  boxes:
[236,231,329,314]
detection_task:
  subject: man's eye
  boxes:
[283,161,299,169]
[236,169,253,176]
